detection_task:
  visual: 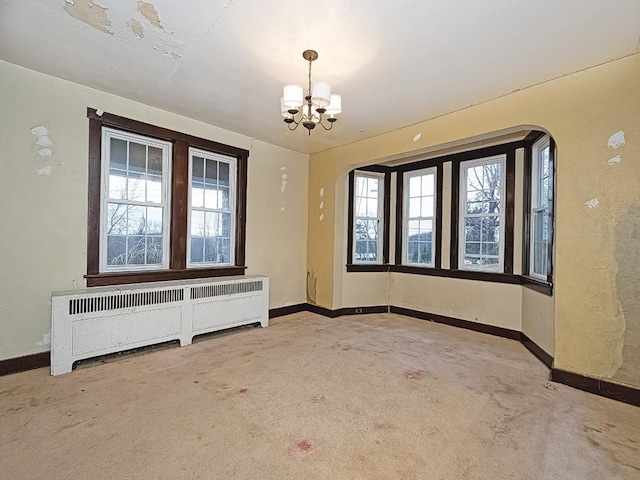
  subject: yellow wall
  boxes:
[308,54,640,386]
[0,60,309,361]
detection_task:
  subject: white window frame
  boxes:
[352,171,385,264]
[403,167,437,267]
[529,135,552,280]
[99,127,172,273]
[459,155,506,272]
[187,147,237,268]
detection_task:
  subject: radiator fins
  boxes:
[68,281,263,315]
[68,288,183,315]
[190,281,263,300]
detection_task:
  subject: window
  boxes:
[459,155,506,272]
[101,128,172,272]
[188,149,236,267]
[352,171,384,264]
[403,168,436,266]
[530,135,552,279]
[86,108,248,287]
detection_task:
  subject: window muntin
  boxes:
[352,171,384,264]
[100,128,171,272]
[403,168,436,266]
[459,155,506,272]
[187,148,236,267]
[530,136,552,279]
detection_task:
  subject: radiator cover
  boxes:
[51,275,269,375]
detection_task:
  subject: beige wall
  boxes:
[308,54,640,387]
[390,274,522,331]
[522,288,554,356]
[0,60,309,361]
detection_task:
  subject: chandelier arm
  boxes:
[287,120,300,131]
[319,119,334,131]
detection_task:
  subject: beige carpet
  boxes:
[1,312,639,479]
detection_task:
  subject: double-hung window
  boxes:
[188,149,236,266]
[459,155,506,272]
[101,128,172,271]
[530,135,552,279]
[352,171,384,264]
[403,168,436,266]
[87,108,248,286]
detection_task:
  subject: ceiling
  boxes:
[1,1,639,154]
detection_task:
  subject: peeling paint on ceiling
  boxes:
[137,1,164,29]
[64,0,113,35]
[128,18,144,39]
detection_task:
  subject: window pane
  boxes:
[127,173,146,202]
[107,203,127,234]
[146,236,163,265]
[191,210,205,237]
[127,205,146,235]
[419,219,433,234]
[127,236,146,265]
[367,241,378,261]
[146,207,163,234]
[148,146,163,175]
[106,235,126,265]
[355,219,369,240]
[354,240,369,261]
[421,197,434,217]
[110,138,127,170]
[129,142,146,173]
[409,198,421,217]
[192,156,205,182]
[466,242,480,255]
[108,171,127,200]
[220,187,230,210]
[366,198,378,216]
[407,242,419,263]
[409,175,421,196]
[221,213,231,236]
[367,177,379,197]
[204,184,218,209]
[219,162,230,186]
[205,159,218,184]
[192,182,205,208]
[421,174,434,196]
[146,175,162,204]
[355,197,367,217]
[464,217,482,242]
[190,237,204,263]
[419,242,432,264]
[408,219,420,238]
[204,237,217,263]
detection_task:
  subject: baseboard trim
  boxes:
[551,369,640,407]
[305,303,388,318]
[0,351,50,377]
[389,305,521,340]
[521,333,554,368]
[269,303,309,319]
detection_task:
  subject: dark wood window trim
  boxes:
[346,166,392,271]
[522,131,555,296]
[394,162,444,269]
[449,142,518,273]
[86,108,249,287]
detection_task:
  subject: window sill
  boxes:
[521,275,553,296]
[346,264,391,273]
[85,266,247,287]
[392,265,521,284]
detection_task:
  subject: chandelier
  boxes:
[281,50,342,134]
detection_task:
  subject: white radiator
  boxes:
[51,275,269,375]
